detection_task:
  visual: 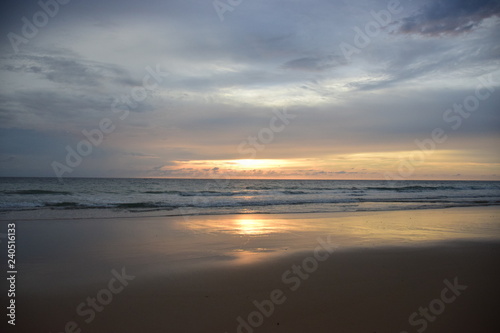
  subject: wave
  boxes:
[4,196,492,212]
[115,202,175,209]
[281,190,310,195]
[141,190,183,194]
[366,186,457,192]
[179,191,240,197]
[5,190,73,195]
[143,185,485,196]
[1,179,499,216]
[141,190,314,197]
[44,201,80,207]
[244,186,280,190]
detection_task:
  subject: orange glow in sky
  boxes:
[154,149,500,180]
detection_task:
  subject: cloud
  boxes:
[121,152,158,158]
[347,25,500,91]
[0,0,499,179]
[2,53,138,87]
[0,50,160,131]
[281,54,345,72]
[398,0,500,35]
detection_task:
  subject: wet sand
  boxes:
[2,206,500,332]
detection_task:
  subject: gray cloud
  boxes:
[2,53,138,87]
[0,0,498,178]
[281,54,346,72]
[0,50,160,131]
[349,25,500,91]
[398,0,500,35]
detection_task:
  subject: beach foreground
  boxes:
[2,206,500,332]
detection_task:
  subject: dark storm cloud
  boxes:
[398,0,500,35]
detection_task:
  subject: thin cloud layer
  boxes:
[282,55,346,72]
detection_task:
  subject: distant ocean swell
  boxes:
[5,190,73,195]
[2,184,494,197]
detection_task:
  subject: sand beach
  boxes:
[3,206,500,332]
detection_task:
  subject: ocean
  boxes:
[1,177,499,220]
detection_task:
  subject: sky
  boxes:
[0,0,499,180]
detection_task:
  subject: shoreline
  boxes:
[1,202,499,222]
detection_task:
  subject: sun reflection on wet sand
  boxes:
[179,216,305,236]
[13,207,500,294]
[174,215,313,264]
[143,207,500,267]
